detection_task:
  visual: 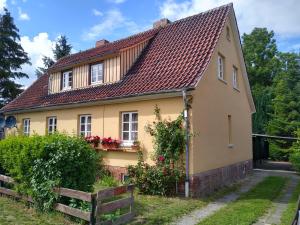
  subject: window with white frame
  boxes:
[62,71,73,90]
[91,63,103,84]
[232,66,238,89]
[121,112,138,145]
[217,54,225,80]
[79,115,91,137]
[23,119,30,136]
[47,117,57,134]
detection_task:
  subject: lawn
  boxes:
[0,196,79,225]
[197,176,287,225]
[280,180,300,225]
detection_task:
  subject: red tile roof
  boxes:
[2,4,232,113]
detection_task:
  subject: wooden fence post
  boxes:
[90,194,96,225]
[95,191,102,224]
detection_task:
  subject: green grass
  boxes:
[197,176,287,225]
[0,196,80,225]
[280,180,300,225]
[129,185,238,225]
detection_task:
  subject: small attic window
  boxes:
[226,26,231,41]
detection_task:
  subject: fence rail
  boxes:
[0,174,134,225]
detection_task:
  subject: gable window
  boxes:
[232,66,238,89]
[79,115,91,137]
[121,112,138,146]
[91,63,103,84]
[217,54,225,81]
[62,70,73,90]
[23,119,30,136]
[47,116,57,134]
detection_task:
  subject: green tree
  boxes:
[53,35,72,61]
[242,28,280,133]
[268,52,300,147]
[36,35,71,77]
[0,8,30,107]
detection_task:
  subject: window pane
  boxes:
[122,123,129,131]
[80,125,85,132]
[81,116,85,124]
[122,132,129,140]
[87,116,91,123]
[132,113,138,122]
[123,113,129,122]
[87,124,91,132]
[131,132,138,140]
[132,123,138,131]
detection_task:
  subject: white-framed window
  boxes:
[91,63,103,84]
[23,119,30,136]
[217,54,225,80]
[79,115,91,137]
[62,70,72,90]
[121,112,138,146]
[232,66,238,89]
[47,117,57,134]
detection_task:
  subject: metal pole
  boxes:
[182,89,189,198]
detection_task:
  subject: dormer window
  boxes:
[91,63,103,84]
[62,70,73,90]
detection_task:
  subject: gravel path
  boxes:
[173,170,269,225]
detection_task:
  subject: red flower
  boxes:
[158,155,165,162]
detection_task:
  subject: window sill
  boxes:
[94,146,139,153]
[218,77,227,84]
[228,144,234,149]
[91,81,103,86]
[233,87,240,92]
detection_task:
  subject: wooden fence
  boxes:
[291,196,300,225]
[0,174,134,225]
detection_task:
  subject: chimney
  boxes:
[96,39,109,47]
[153,18,171,29]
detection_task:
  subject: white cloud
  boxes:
[18,7,30,20]
[11,0,16,5]
[17,33,55,86]
[0,0,6,13]
[83,9,139,41]
[160,0,300,38]
[92,9,103,16]
[108,0,126,4]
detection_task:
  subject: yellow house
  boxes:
[1,4,255,196]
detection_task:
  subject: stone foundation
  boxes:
[190,159,253,197]
[105,165,128,181]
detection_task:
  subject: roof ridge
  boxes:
[170,3,233,25]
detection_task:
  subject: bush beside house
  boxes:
[289,130,300,171]
[0,133,102,211]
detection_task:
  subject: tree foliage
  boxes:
[0,8,30,107]
[242,28,300,160]
[36,35,71,77]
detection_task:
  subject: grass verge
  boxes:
[280,180,300,225]
[0,196,79,225]
[197,176,287,225]
[129,185,238,225]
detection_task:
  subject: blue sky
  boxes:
[0,0,300,87]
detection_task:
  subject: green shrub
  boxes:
[128,152,183,196]
[290,130,300,171]
[0,133,102,211]
[269,142,293,161]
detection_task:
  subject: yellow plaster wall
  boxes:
[190,18,253,175]
[9,97,184,167]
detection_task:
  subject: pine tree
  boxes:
[36,35,71,77]
[0,8,30,107]
[53,35,72,61]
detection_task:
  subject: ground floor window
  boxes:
[47,116,57,134]
[121,112,138,146]
[79,115,91,137]
[23,118,30,136]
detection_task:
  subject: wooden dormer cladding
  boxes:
[48,38,150,94]
[120,39,149,77]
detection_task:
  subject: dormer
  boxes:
[48,36,153,94]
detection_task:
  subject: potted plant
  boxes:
[101,137,120,149]
[131,140,140,151]
[85,135,100,148]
